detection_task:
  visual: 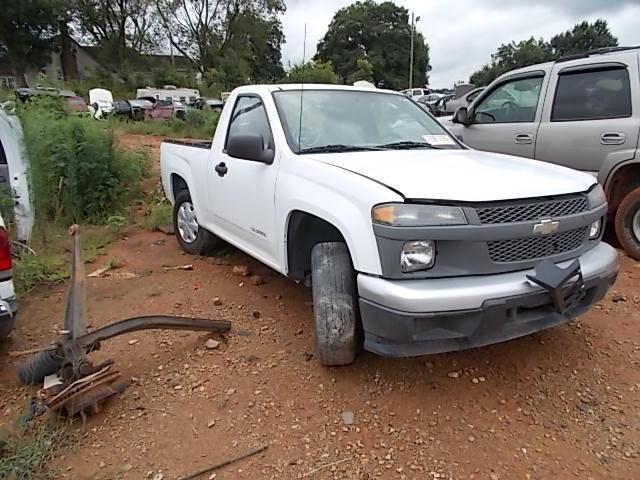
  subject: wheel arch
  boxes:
[603,160,640,217]
[170,173,190,203]
[285,210,356,280]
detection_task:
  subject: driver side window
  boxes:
[474,76,543,124]
[226,96,273,150]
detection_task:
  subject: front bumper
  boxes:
[357,242,618,357]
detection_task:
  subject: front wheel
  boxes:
[173,190,219,255]
[615,186,640,260]
[311,242,361,366]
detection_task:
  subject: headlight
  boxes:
[372,204,467,227]
[401,240,435,272]
[589,218,602,239]
[587,184,606,208]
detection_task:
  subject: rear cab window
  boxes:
[551,66,632,121]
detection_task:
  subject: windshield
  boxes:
[272,89,461,154]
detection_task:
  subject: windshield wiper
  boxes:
[375,140,445,150]
[298,144,384,154]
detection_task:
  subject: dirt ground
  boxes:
[1,135,639,480]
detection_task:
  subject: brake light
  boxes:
[0,227,12,271]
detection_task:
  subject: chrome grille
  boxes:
[476,196,588,224]
[488,227,588,263]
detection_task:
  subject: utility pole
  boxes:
[409,11,415,89]
[409,12,420,89]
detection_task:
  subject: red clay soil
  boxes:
[0,135,638,480]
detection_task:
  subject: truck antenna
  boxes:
[297,23,307,152]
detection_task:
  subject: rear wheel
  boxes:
[173,190,219,255]
[615,186,640,260]
[310,242,361,366]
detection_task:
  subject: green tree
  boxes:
[550,20,618,57]
[315,0,430,90]
[154,0,286,87]
[285,61,338,84]
[347,57,374,84]
[470,20,619,86]
[70,0,162,58]
[0,0,59,86]
[470,37,554,86]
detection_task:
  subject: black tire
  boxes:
[615,186,640,260]
[173,190,219,255]
[18,350,63,385]
[311,242,361,366]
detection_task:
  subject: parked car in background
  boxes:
[142,98,187,120]
[15,87,88,113]
[112,99,151,121]
[419,93,445,105]
[88,88,114,119]
[192,98,225,112]
[443,87,485,115]
[160,83,617,366]
[430,94,454,116]
[447,46,640,259]
[136,86,199,105]
[401,88,431,98]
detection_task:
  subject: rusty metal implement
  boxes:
[19,226,231,417]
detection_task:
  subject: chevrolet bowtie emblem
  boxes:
[533,218,559,235]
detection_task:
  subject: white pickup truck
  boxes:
[160,84,618,365]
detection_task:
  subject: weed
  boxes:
[0,421,75,479]
[106,256,125,269]
[105,215,127,235]
[141,201,172,231]
[18,99,150,224]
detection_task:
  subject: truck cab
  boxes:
[447,47,640,259]
[161,84,618,366]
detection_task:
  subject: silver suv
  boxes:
[447,47,640,259]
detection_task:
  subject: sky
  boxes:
[281,0,640,88]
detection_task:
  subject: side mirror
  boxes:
[227,134,274,164]
[453,107,470,125]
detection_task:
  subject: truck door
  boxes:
[454,72,546,158]
[206,94,280,268]
[535,62,639,174]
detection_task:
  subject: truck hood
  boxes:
[309,149,596,202]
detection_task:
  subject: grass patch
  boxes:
[13,224,123,294]
[140,201,173,231]
[0,422,75,479]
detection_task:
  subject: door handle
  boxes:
[214,162,228,177]
[600,132,626,145]
[514,133,533,144]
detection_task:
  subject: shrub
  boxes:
[18,98,150,224]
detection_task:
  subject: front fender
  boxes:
[277,163,402,276]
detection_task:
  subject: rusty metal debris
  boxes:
[20,226,231,417]
[179,444,269,480]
